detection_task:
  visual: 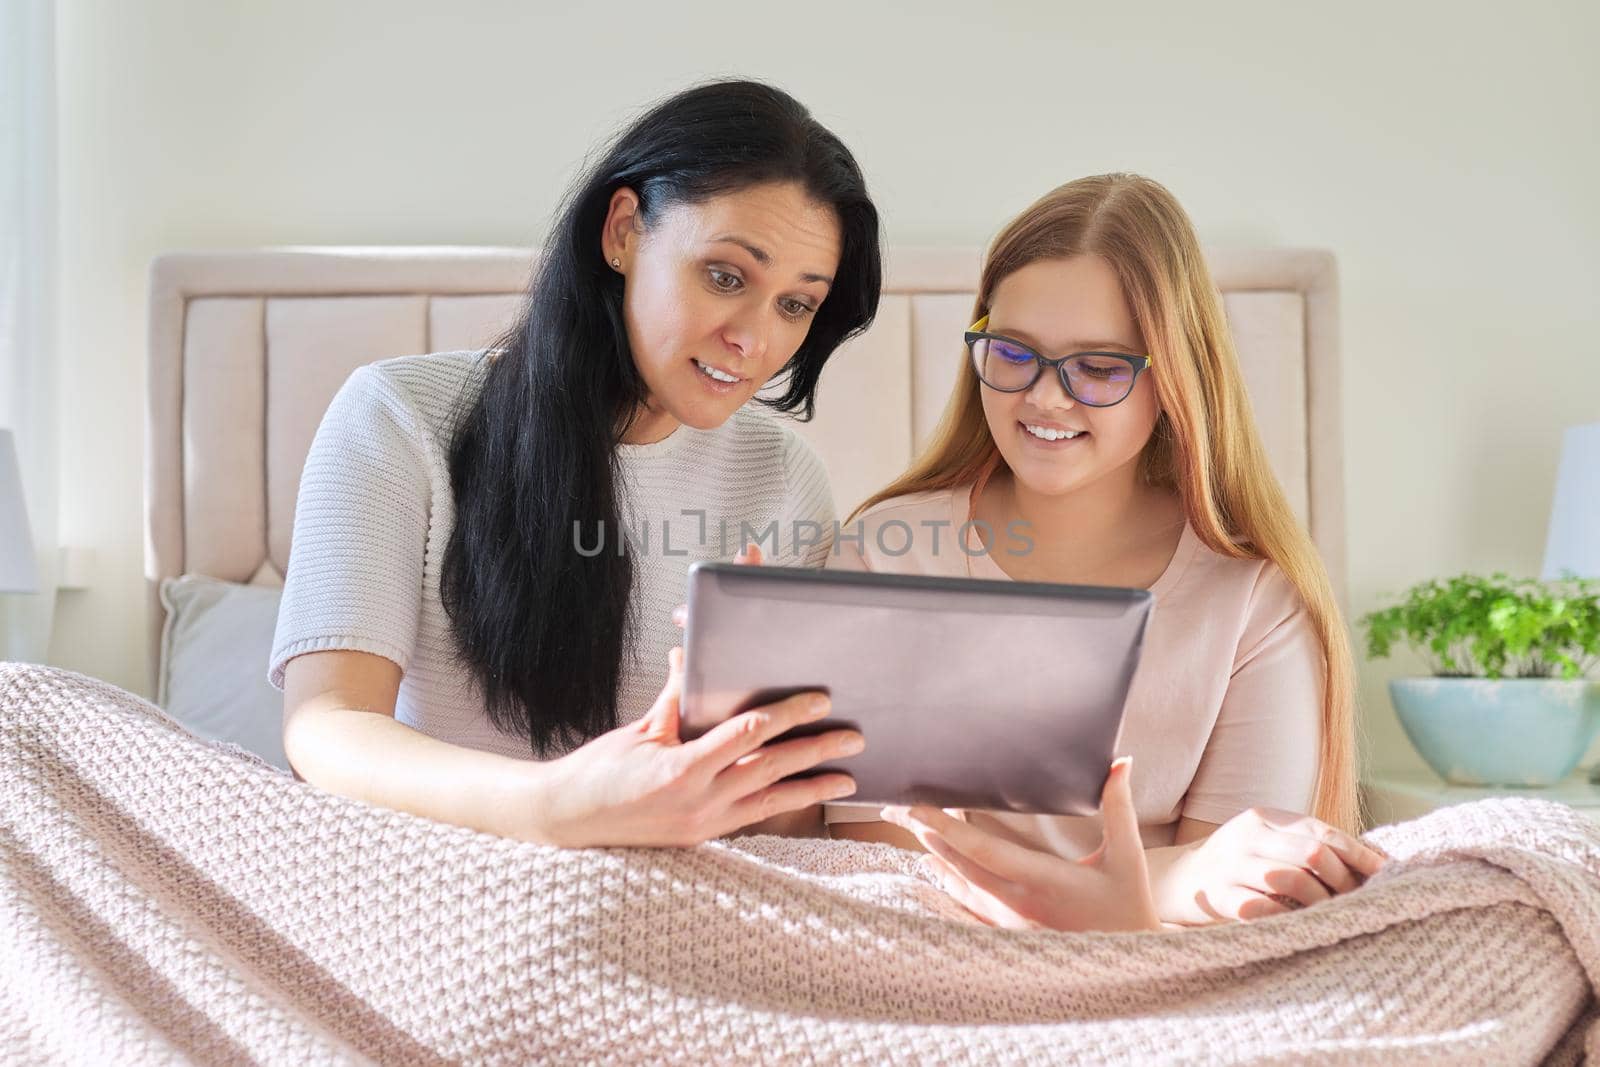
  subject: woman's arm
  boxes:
[283,650,549,840]
[283,646,864,848]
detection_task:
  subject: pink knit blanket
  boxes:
[2,663,1596,1065]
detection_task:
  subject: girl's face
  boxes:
[603,181,841,443]
[979,255,1161,499]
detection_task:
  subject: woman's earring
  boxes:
[610,257,621,270]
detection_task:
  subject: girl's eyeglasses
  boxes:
[964,316,1151,408]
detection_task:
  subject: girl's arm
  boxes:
[282,646,864,847]
[841,808,1382,927]
[1143,819,1223,926]
[881,758,1159,932]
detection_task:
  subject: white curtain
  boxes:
[0,0,59,662]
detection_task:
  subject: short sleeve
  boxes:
[773,428,836,570]
[1180,568,1324,824]
[268,366,435,689]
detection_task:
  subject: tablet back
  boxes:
[681,563,1153,815]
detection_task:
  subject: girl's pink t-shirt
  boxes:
[823,485,1323,859]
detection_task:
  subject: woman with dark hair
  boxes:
[269,80,882,847]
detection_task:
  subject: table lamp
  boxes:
[1541,421,1600,782]
[0,428,40,596]
[1543,422,1600,581]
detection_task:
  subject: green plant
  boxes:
[1361,573,1600,680]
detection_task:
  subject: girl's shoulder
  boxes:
[836,486,973,575]
[1178,534,1313,632]
[850,485,968,528]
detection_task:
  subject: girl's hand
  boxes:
[881,758,1159,932]
[532,645,861,847]
[1162,807,1386,923]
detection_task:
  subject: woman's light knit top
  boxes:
[269,350,835,759]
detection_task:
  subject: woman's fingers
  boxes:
[684,691,833,770]
[635,647,685,742]
[672,603,686,629]
[715,727,864,800]
[721,772,857,835]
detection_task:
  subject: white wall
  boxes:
[51,0,1600,776]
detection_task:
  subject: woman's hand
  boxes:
[880,758,1159,932]
[529,645,862,848]
[1157,807,1386,923]
[668,542,821,836]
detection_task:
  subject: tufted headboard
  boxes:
[145,246,1343,679]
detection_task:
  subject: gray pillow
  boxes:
[158,574,290,771]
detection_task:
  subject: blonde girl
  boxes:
[828,174,1382,928]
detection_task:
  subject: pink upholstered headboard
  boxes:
[145,245,1343,677]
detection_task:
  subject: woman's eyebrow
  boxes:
[709,235,833,287]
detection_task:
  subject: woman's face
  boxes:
[603,181,841,443]
[979,255,1161,499]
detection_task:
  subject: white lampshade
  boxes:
[0,429,40,594]
[1542,421,1600,581]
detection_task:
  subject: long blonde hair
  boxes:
[857,174,1359,833]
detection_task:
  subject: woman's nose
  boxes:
[719,305,771,364]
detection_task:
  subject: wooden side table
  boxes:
[1362,768,1600,827]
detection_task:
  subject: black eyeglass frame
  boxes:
[963,328,1153,408]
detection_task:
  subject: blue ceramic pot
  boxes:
[1388,677,1600,787]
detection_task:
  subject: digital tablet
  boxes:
[679,562,1154,816]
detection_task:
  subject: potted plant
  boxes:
[1361,573,1600,787]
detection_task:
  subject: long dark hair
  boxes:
[440,80,881,755]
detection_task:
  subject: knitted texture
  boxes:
[1,663,1596,1066]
